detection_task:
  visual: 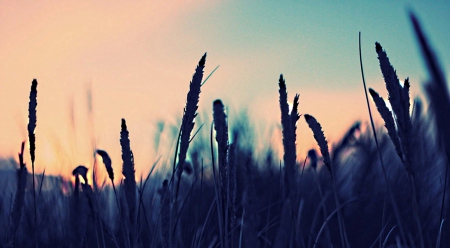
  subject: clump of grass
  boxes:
[370,43,413,170]
[369,42,424,247]
[358,32,408,245]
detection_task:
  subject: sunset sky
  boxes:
[0,1,449,181]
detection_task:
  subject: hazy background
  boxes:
[0,1,449,181]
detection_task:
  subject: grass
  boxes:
[0,12,449,248]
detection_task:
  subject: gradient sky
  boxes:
[0,1,449,181]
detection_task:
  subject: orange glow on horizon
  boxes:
[0,1,214,179]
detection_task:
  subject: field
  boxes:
[0,13,448,248]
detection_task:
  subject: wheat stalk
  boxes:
[96,149,128,247]
[71,165,89,248]
[304,115,331,174]
[74,165,110,248]
[278,74,299,197]
[375,43,414,174]
[172,53,207,246]
[213,99,229,194]
[368,88,403,162]
[27,79,38,233]
[177,53,207,177]
[73,165,88,184]
[305,114,349,248]
[359,32,409,245]
[120,118,137,247]
[213,99,231,247]
[274,74,300,248]
[372,42,423,247]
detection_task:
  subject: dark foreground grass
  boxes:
[0,13,448,248]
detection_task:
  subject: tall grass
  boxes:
[273,74,300,248]
[369,41,424,247]
[410,11,450,247]
[1,14,449,248]
[304,114,349,248]
[27,79,38,247]
[212,99,230,248]
[121,118,137,247]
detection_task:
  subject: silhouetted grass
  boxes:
[0,13,448,248]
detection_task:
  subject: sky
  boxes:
[0,1,449,182]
